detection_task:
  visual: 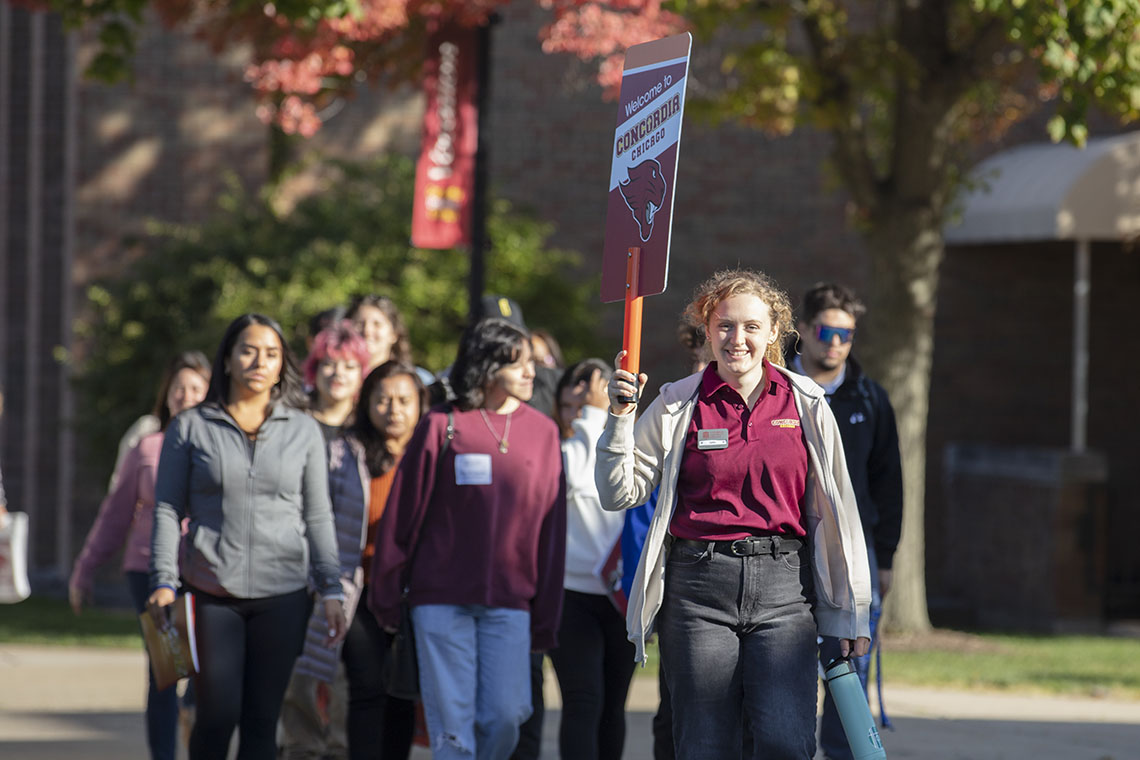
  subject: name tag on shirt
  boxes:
[455,453,493,485]
[696,428,729,450]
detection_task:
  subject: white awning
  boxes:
[944,131,1140,244]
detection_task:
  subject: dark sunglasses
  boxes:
[814,324,856,344]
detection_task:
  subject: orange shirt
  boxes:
[361,459,400,579]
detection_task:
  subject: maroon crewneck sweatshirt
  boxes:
[369,403,567,651]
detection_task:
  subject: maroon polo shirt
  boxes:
[670,361,809,541]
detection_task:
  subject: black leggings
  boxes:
[188,587,312,760]
[340,594,415,759]
[549,590,637,760]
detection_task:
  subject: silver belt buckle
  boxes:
[730,539,751,556]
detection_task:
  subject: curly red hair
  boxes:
[684,269,795,368]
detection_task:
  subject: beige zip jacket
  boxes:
[595,364,872,663]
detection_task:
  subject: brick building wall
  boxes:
[926,242,1074,620]
[72,18,267,281]
[927,240,1140,623]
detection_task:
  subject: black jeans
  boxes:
[340,596,416,759]
[653,666,674,760]
[188,587,312,760]
[658,540,818,760]
[549,590,637,760]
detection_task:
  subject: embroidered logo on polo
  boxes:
[770,418,800,429]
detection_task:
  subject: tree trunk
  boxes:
[268,122,296,185]
[859,204,943,634]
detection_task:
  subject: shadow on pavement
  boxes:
[876,716,1140,760]
[4,709,1140,760]
[0,711,149,759]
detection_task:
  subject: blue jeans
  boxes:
[657,540,818,760]
[819,546,881,760]
[127,571,179,760]
[509,652,545,760]
[412,604,532,760]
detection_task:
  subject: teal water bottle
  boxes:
[824,657,887,759]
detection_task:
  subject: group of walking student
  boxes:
[68,267,902,760]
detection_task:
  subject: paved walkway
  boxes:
[1,643,1138,759]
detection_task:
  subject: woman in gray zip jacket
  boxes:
[148,313,347,760]
[597,270,872,760]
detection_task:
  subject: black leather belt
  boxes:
[674,536,804,558]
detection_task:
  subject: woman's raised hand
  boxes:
[583,367,611,411]
[608,351,648,417]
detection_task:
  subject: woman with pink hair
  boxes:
[303,321,372,442]
[281,321,372,757]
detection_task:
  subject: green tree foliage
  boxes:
[74,155,604,475]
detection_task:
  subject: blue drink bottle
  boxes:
[823,657,887,759]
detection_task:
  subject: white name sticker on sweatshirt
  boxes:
[455,453,493,485]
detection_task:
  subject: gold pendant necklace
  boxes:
[478,408,512,453]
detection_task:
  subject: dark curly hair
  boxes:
[349,361,428,478]
[205,313,307,409]
[799,282,866,325]
[449,318,530,411]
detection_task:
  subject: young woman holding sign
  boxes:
[596,269,871,759]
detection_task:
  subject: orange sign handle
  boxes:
[620,247,643,402]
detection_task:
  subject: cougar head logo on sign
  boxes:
[619,159,667,242]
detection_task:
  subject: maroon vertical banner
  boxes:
[411,24,480,250]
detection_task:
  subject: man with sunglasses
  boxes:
[791,283,902,760]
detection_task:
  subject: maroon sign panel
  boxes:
[411,24,479,250]
[600,33,692,303]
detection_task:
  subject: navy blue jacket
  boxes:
[822,357,903,570]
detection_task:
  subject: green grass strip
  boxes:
[881,630,1140,699]
[634,630,1140,699]
[0,596,141,648]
